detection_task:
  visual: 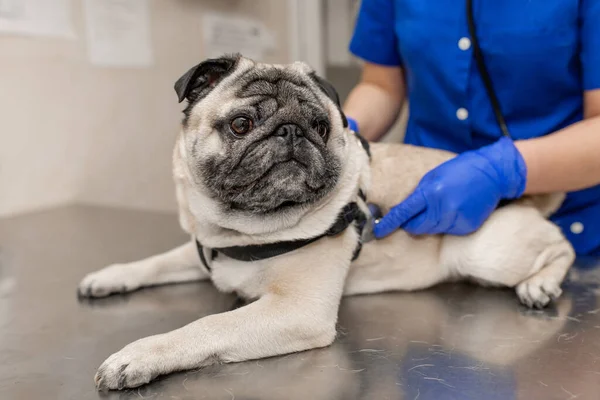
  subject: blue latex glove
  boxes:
[373,137,527,238]
[347,117,359,133]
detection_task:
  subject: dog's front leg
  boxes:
[94,233,354,390]
[78,241,208,298]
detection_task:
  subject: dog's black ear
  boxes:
[309,72,348,128]
[310,72,341,106]
[174,54,239,103]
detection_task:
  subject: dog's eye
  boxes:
[313,120,329,139]
[230,117,253,136]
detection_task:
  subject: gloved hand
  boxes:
[373,137,527,238]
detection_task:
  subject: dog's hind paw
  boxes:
[516,275,562,309]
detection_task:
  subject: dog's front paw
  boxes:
[516,275,562,309]
[78,264,142,298]
[95,336,166,390]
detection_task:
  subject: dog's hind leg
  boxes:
[515,240,575,309]
[78,240,208,298]
[442,205,575,308]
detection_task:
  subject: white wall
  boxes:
[0,0,290,217]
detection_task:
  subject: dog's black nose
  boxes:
[275,124,304,141]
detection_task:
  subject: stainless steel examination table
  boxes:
[1,205,600,400]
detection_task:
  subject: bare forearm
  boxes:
[344,82,403,141]
[343,63,405,141]
[516,115,600,194]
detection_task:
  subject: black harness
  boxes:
[196,132,371,272]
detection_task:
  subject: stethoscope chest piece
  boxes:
[361,203,383,243]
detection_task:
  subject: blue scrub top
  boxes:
[349,0,600,256]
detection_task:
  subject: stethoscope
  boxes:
[466,0,511,138]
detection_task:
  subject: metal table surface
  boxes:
[1,205,600,400]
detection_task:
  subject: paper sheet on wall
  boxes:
[202,13,276,61]
[0,0,75,38]
[83,0,153,68]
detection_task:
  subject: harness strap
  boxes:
[195,202,365,270]
[195,240,217,272]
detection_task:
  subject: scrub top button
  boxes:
[570,222,584,234]
[456,108,469,120]
[458,37,471,51]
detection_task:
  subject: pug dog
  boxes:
[78,54,575,390]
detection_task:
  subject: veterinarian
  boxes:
[344,0,600,256]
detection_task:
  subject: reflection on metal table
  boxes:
[1,206,600,400]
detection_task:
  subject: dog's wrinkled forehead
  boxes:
[233,67,326,123]
[174,54,347,128]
